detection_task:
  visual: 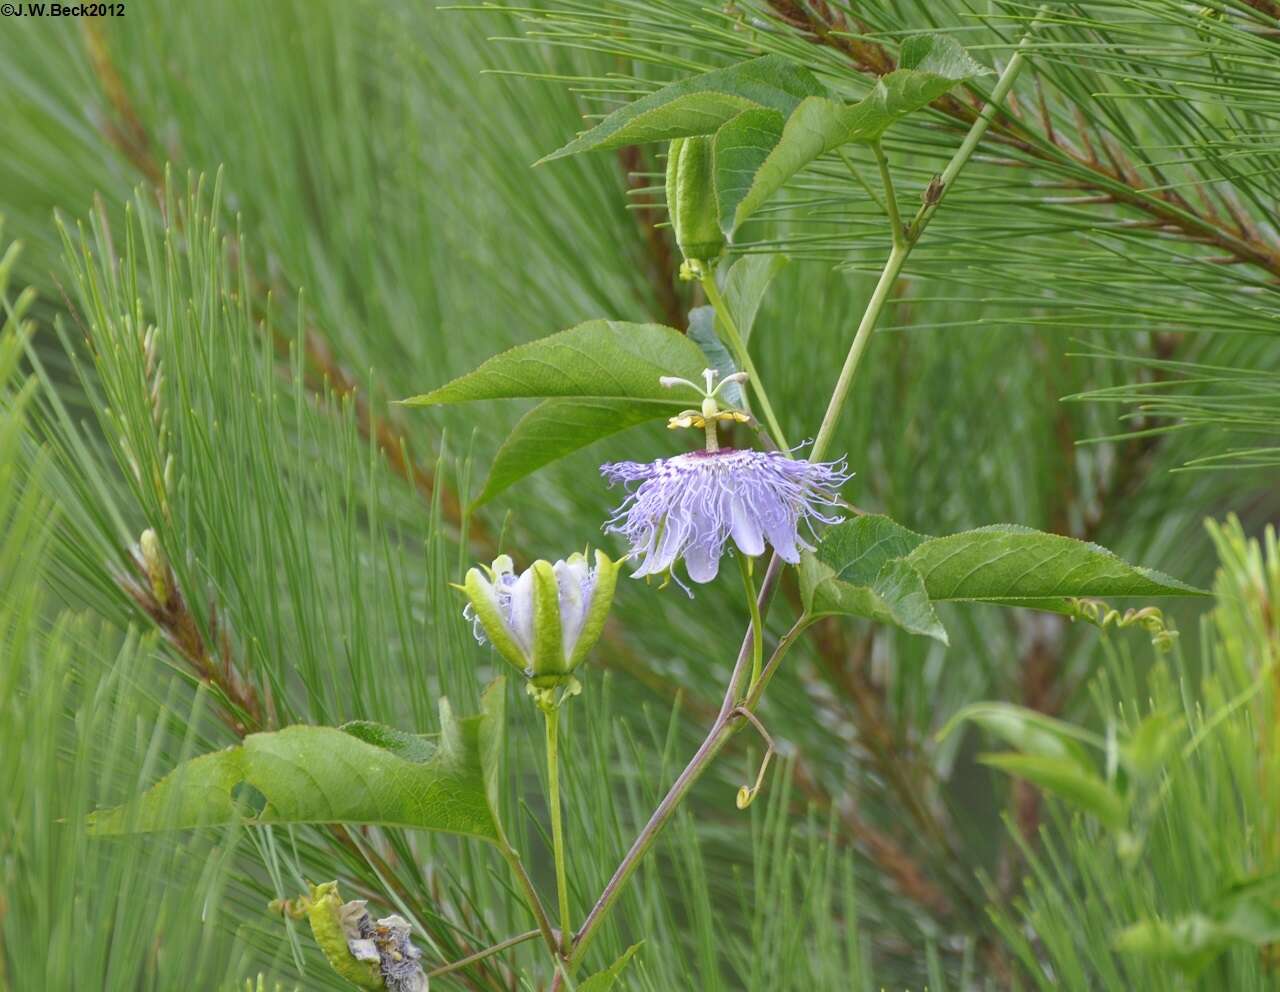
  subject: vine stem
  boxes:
[545,704,573,956]
[427,929,541,979]
[497,843,560,959]
[556,21,1043,985]
[811,20,1039,460]
[699,271,790,450]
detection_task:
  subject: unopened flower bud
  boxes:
[462,550,620,688]
[665,136,725,266]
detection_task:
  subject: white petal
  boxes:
[507,568,536,656]
[684,541,722,583]
[761,509,801,562]
[728,495,765,557]
[637,514,685,577]
[554,558,589,659]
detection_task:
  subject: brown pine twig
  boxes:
[116,540,264,736]
[765,1,1280,279]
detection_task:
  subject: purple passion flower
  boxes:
[601,448,850,584]
[462,551,620,686]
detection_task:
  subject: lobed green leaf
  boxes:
[403,320,715,502]
[800,551,949,644]
[905,524,1206,612]
[475,399,660,506]
[724,37,989,229]
[90,681,510,844]
[541,38,988,233]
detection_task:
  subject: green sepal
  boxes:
[666,136,725,263]
[569,549,620,669]
[531,560,566,679]
[463,566,528,672]
[304,882,383,990]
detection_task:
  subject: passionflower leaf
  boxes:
[400,320,708,407]
[401,320,720,504]
[538,56,823,163]
[474,400,659,507]
[723,35,991,230]
[90,680,510,844]
[800,552,949,644]
[539,37,989,234]
[802,515,1206,640]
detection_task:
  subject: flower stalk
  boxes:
[497,843,561,958]
[543,702,573,957]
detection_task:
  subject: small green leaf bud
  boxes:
[665,136,726,266]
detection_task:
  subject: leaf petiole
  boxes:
[871,140,906,250]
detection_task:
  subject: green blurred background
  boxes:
[2,2,1278,989]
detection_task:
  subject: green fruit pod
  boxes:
[665,136,725,265]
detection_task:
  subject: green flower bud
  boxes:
[665,136,725,266]
[462,550,620,688]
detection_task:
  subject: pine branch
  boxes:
[78,20,492,551]
[79,20,162,189]
[1242,0,1280,20]
[763,1,1280,279]
[116,539,266,735]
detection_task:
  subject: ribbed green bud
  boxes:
[665,136,725,265]
[461,550,621,691]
